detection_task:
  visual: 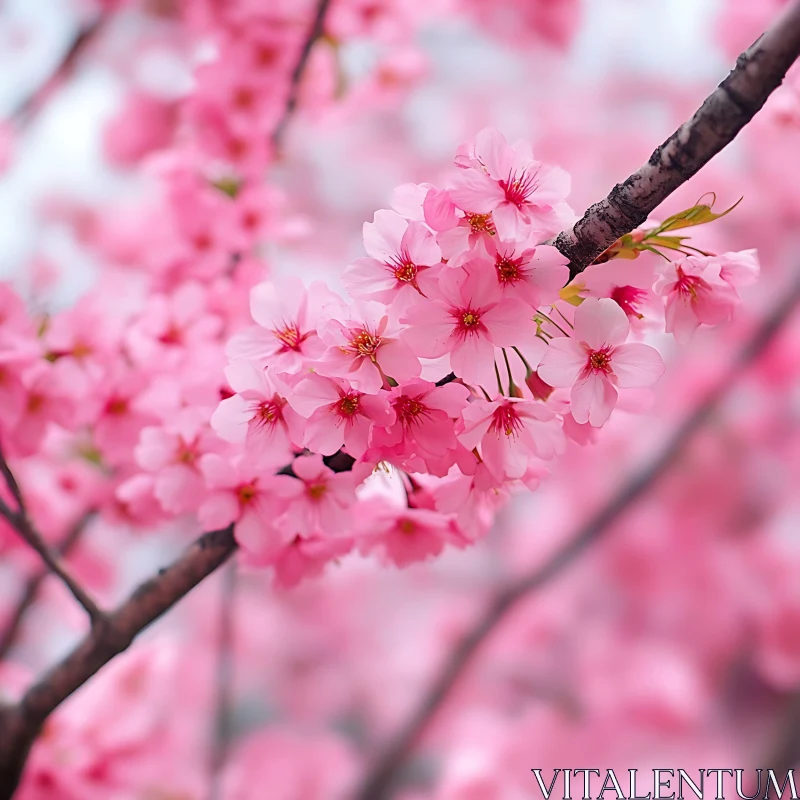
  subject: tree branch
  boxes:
[272,0,334,147]
[555,0,800,278]
[0,447,103,625]
[8,15,107,126]
[0,524,236,799]
[0,511,95,663]
[355,276,800,800]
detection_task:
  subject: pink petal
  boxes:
[574,297,629,349]
[449,169,504,215]
[378,339,421,384]
[571,372,617,427]
[451,336,498,390]
[474,128,514,179]
[363,209,407,261]
[403,221,442,266]
[303,408,345,455]
[537,338,587,387]
[210,394,250,442]
[482,298,536,347]
[491,202,524,241]
[612,343,666,388]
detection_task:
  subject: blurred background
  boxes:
[2,0,800,798]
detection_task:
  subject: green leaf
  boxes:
[652,193,742,234]
[559,282,585,306]
[211,176,242,199]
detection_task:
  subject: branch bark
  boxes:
[0,512,95,663]
[354,276,800,800]
[555,0,800,279]
[0,524,236,799]
[0,447,103,625]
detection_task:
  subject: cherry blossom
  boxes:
[211,362,304,468]
[316,300,421,392]
[458,395,566,482]
[538,298,666,426]
[287,374,394,458]
[401,260,538,390]
[449,128,574,240]
[342,209,442,304]
[653,250,760,343]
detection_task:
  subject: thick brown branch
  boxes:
[0,524,236,799]
[555,0,800,278]
[355,277,800,800]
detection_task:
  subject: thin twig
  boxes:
[9,15,107,126]
[354,276,800,800]
[0,497,104,625]
[272,0,334,147]
[0,511,95,663]
[210,562,237,800]
[555,0,800,278]
[0,447,24,514]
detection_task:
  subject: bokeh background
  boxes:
[2,0,800,798]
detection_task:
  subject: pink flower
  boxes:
[478,238,569,307]
[227,277,330,373]
[274,534,354,588]
[271,453,360,538]
[401,261,537,390]
[316,300,420,393]
[211,363,304,468]
[135,409,223,515]
[449,128,573,240]
[653,250,760,343]
[356,499,466,568]
[342,209,442,303]
[91,367,158,467]
[287,374,394,459]
[538,298,665,427]
[367,378,470,475]
[198,453,290,557]
[6,364,77,457]
[458,396,565,482]
[573,258,658,321]
[125,282,222,371]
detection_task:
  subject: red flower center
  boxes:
[496,256,522,284]
[589,348,613,373]
[348,329,381,358]
[273,324,305,352]
[491,404,523,438]
[394,395,428,425]
[500,167,540,208]
[254,399,283,426]
[338,394,361,417]
[466,213,496,235]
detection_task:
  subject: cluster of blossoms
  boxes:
[208,127,760,578]
[0,119,761,588]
